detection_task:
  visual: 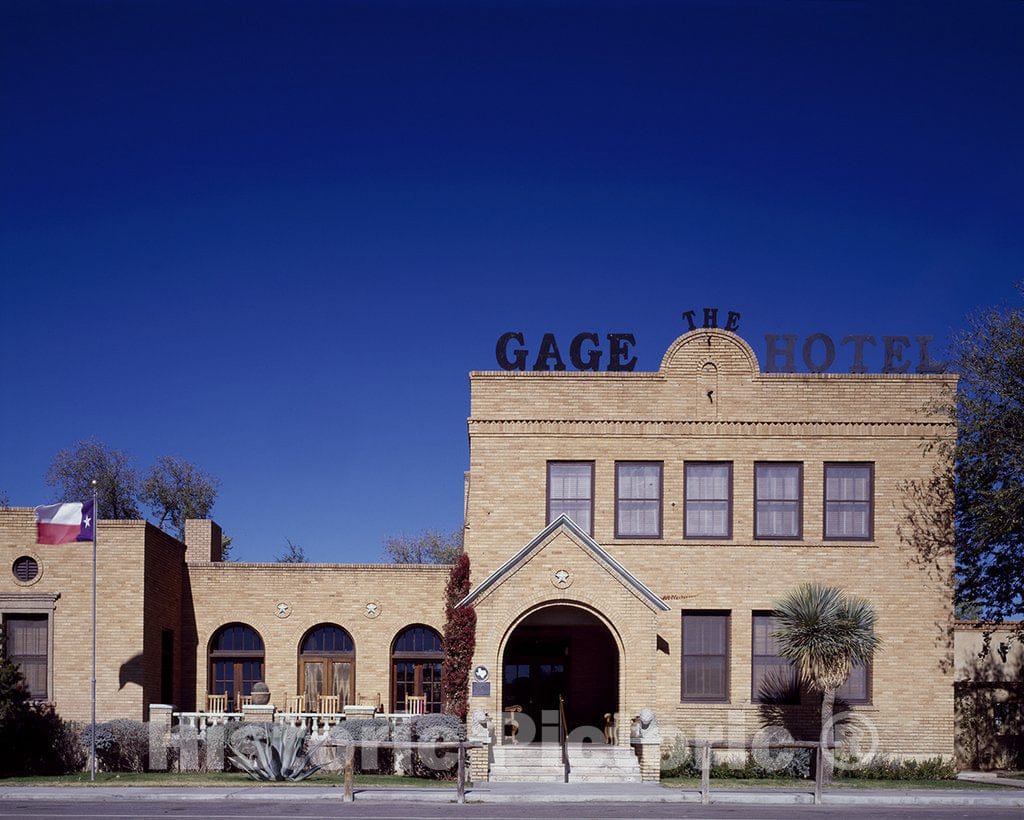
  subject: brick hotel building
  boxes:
[1,328,958,777]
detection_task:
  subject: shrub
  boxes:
[660,744,810,780]
[328,718,393,772]
[836,754,958,781]
[410,713,466,779]
[442,554,476,721]
[0,703,86,776]
[0,629,85,776]
[81,719,149,772]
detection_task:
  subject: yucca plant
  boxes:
[227,723,326,782]
[772,583,880,784]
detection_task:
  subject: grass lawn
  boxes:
[660,776,1006,791]
[0,771,454,788]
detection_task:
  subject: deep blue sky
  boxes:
[2,1,1021,562]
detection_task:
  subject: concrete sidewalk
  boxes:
[1,782,1023,807]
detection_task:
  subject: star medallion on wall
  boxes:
[552,569,573,589]
[364,601,381,619]
[275,602,291,619]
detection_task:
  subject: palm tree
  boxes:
[772,583,880,783]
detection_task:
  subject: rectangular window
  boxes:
[4,615,48,700]
[755,462,802,539]
[835,660,871,705]
[615,461,663,538]
[824,463,874,540]
[751,614,799,704]
[681,612,730,702]
[685,462,733,539]
[547,462,594,535]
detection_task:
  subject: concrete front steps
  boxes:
[490,742,642,783]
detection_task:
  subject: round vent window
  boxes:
[13,556,39,583]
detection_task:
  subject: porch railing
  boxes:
[557,694,569,783]
[170,709,422,742]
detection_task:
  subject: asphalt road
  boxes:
[1,801,1021,819]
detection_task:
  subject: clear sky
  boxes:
[2,1,1021,562]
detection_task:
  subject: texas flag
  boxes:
[34,500,95,544]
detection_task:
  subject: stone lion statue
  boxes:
[470,709,490,739]
[632,708,660,742]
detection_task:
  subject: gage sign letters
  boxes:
[493,307,946,374]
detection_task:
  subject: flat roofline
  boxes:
[187,561,453,570]
[470,369,958,381]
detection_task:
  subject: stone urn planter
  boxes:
[251,681,271,705]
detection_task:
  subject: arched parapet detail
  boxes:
[659,329,761,377]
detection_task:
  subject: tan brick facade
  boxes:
[463,329,957,759]
[0,328,958,768]
[0,509,447,721]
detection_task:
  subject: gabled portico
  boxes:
[460,516,668,779]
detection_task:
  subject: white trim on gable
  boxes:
[457,514,670,612]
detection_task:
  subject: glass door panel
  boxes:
[304,661,324,706]
[332,661,352,705]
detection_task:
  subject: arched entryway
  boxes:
[501,604,619,743]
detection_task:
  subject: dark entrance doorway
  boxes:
[501,605,618,742]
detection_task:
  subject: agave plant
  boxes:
[227,723,326,781]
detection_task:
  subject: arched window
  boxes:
[299,624,355,709]
[391,624,443,713]
[208,623,264,703]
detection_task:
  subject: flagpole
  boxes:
[90,479,97,783]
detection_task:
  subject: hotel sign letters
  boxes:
[494,307,946,374]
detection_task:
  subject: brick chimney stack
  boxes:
[184,519,223,563]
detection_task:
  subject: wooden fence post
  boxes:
[700,742,710,805]
[813,741,823,805]
[457,743,467,804]
[343,743,355,803]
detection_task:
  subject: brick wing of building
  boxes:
[1,328,962,776]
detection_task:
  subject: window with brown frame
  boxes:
[391,625,443,713]
[208,623,264,704]
[547,461,594,535]
[824,463,874,540]
[751,613,800,704]
[836,660,871,704]
[300,623,355,709]
[681,612,730,702]
[615,461,663,538]
[685,462,732,539]
[3,614,47,699]
[755,462,802,539]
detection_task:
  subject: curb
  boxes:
[1,785,1023,807]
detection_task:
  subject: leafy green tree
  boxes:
[46,439,140,519]
[275,538,307,563]
[140,455,220,539]
[772,583,880,784]
[220,533,236,561]
[383,528,463,564]
[948,284,1024,644]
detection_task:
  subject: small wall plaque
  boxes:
[472,681,491,697]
